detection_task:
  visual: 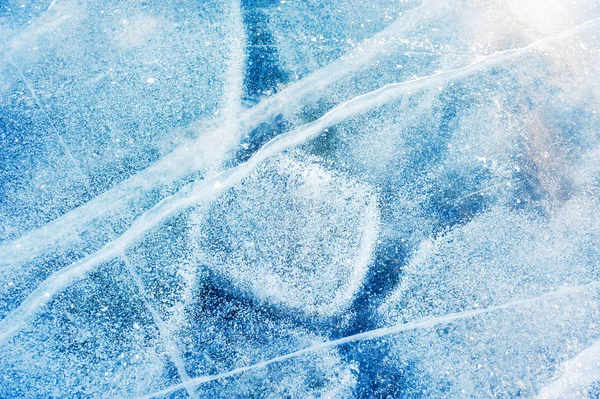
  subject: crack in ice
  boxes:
[2,2,248,394]
[121,257,198,399]
[535,339,600,399]
[7,46,202,399]
[137,280,600,398]
[0,0,435,269]
[449,180,513,203]
[0,15,598,349]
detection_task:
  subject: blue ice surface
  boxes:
[1,0,600,398]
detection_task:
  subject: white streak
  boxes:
[137,280,600,399]
[0,1,433,268]
[535,340,600,399]
[450,181,512,202]
[121,257,198,399]
[1,16,598,348]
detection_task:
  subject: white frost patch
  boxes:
[113,15,161,49]
[536,339,600,399]
[190,152,380,316]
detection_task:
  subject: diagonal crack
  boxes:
[122,257,198,399]
[6,54,199,399]
[535,339,600,399]
[0,15,598,350]
[0,0,434,268]
[137,280,600,399]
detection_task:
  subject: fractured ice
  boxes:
[1,0,600,397]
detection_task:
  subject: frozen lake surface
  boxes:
[1,0,600,397]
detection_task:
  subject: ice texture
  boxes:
[1,0,600,397]
[190,152,379,316]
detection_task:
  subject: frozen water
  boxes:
[189,151,379,316]
[1,0,600,397]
